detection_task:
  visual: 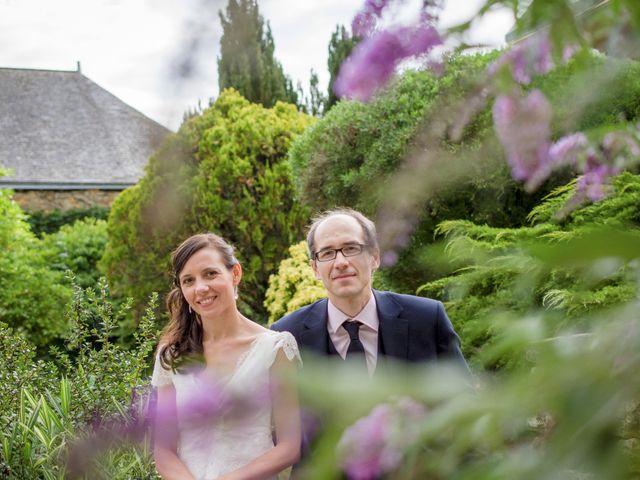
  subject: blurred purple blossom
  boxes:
[563,44,579,62]
[338,397,426,480]
[493,90,553,190]
[352,0,389,37]
[381,250,399,266]
[335,23,442,101]
[602,130,640,159]
[576,155,620,201]
[488,34,555,84]
[549,132,588,165]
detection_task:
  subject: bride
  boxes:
[151,233,301,480]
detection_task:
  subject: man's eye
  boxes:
[317,250,334,260]
[342,246,360,255]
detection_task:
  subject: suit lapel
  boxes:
[375,290,409,360]
[298,299,330,354]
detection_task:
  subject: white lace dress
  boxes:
[151,330,300,480]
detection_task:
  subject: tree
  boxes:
[326,24,359,111]
[307,69,326,116]
[217,0,300,108]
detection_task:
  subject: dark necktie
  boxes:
[342,320,366,371]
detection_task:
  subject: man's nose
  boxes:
[334,250,349,266]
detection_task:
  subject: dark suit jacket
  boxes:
[270,290,468,371]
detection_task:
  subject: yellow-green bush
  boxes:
[264,241,326,324]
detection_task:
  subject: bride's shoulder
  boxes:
[267,330,300,364]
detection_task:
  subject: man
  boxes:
[271,208,469,376]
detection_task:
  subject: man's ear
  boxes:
[311,260,321,280]
[371,248,381,272]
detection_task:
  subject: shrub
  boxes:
[41,218,108,291]
[26,206,110,237]
[0,322,58,434]
[418,173,640,368]
[0,283,160,479]
[0,189,71,347]
[264,241,326,324]
[101,89,314,325]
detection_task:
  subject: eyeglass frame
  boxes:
[312,243,368,262]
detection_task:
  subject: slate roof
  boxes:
[0,66,171,189]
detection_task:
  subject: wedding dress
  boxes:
[151,330,300,480]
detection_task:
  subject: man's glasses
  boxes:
[314,244,366,262]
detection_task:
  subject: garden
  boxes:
[1,0,640,478]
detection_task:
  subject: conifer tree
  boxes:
[307,69,325,116]
[326,24,359,111]
[217,0,299,108]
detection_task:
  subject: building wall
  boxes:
[11,189,121,212]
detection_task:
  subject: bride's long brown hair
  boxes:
[158,233,239,371]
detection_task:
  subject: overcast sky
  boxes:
[0,0,513,131]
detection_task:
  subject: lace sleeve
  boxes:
[151,349,173,387]
[274,331,302,367]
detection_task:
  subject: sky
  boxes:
[0,0,513,131]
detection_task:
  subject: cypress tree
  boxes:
[218,0,300,108]
[326,24,359,111]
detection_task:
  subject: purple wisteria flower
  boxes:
[576,153,621,201]
[334,23,442,101]
[549,132,588,165]
[488,33,555,84]
[493,90,554,190]
[336,0,443,101]
[352,0,389,37]
[338,397,426,480]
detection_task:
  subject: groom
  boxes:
[271,207,469,376]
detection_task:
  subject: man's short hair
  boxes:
[306,208,379,259]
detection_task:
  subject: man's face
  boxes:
[311,214,380,306]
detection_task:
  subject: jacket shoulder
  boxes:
[271,298,327,332]
[376,290,442,310]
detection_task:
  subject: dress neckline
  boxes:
[201,330,272,382]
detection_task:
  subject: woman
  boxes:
[151,233,301,480]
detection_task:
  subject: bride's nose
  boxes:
[195,279,209,293]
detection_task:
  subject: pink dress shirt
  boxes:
[327,292,379,376]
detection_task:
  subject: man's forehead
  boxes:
[314,214,364,243]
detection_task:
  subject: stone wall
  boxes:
[11,189,120,212]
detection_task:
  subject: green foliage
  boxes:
[0,323,58,435]
[0,280,160,479]
[264,241,326,324]
[101,89,313,324]
[1,379,73,479]
[54,279,158,424]
[26,206,110,238]
[217,0,300,109]
[41,218,108,291]
[326,24,359,111]
[0,189,71,347]
[418,173,640,368]
[305,69,326,117]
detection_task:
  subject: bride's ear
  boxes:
[232,263,242,285]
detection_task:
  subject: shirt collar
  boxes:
[327,292,378,334]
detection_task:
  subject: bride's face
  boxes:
[178,247,241,320]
